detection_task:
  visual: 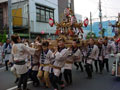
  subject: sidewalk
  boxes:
[0,63,5,68]
[0,61,5,68]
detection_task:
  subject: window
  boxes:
[36,4,54,23]
[41,9,45,21]
[46,11,49,22]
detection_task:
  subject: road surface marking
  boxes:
[7,81,32,90]
[0,66,5,71]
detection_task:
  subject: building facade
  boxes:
[0,0,74,39]
[75,14,82,23]
[0,1,8,33]
[83,20,116,37]
[11,0,59,38]
[58,0,74,22]
[29,0,59,39]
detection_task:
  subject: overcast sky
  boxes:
[74,0,120,19]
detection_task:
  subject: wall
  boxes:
[29,0,59,34]
[83,20,116,37]
[3,2,8,27]
[0,2,8,28]
[12,0,28,27]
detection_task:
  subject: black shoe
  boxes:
[81,70,84,72]
[86,77,92,79]
[76,67,79,70]
[61,85,65,89]
[23,88,30,90]
[14,78,19,83]
[95,70,98,73]
[42,86,49,89]
[33,82,39,87]
[16,88,22,90]
[5,69,8,71]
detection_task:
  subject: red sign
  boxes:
[49,18,54,27]
[84,18,89,27]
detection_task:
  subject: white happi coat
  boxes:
[86,45,99,64]
[11,43,36,74]
[39,49,53,72]
[74,48,83,62]
[111,42,117,54]
[64,48,82,70]
[64,55,74,70]
[104,43,112,59]
[52,48,72,77]
[3,43,12,61]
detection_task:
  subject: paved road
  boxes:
[0,57,120,90]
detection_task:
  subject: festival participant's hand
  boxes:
[53,46,58,54]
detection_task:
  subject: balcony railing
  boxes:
[12,16,28,28]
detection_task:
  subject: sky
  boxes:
[74,0,120,20]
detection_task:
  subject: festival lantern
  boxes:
[49,18,54,27]
[84,18,89,27]
[41,31,45,34]
[116,38,120,43]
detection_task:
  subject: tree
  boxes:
[0,33,2,42]
[99,28,106,37]
[86,32,97,39]
[2,29,7,43]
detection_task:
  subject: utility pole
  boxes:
[99,0,103,37]
[90,12,92,33]
[118,13,120,30]
[8,0,13,39]
[118,13,120,22]
[27,0,31,40]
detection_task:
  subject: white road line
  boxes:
[7,81,32,90]
[0,66,5,71]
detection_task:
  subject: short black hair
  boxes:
[11,34,19,43]
[73,39,80,44]
[42,41,49,47]
[104,37,108,41]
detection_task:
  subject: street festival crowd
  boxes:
[0,34,120,90]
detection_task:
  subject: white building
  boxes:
[75,13,82,23]
[11,0,59,38]
[29,0,58,37]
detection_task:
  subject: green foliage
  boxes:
[99,28,106,37]
[0,33,2,42]
[86,32,97,39]
[1,29,7,43]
